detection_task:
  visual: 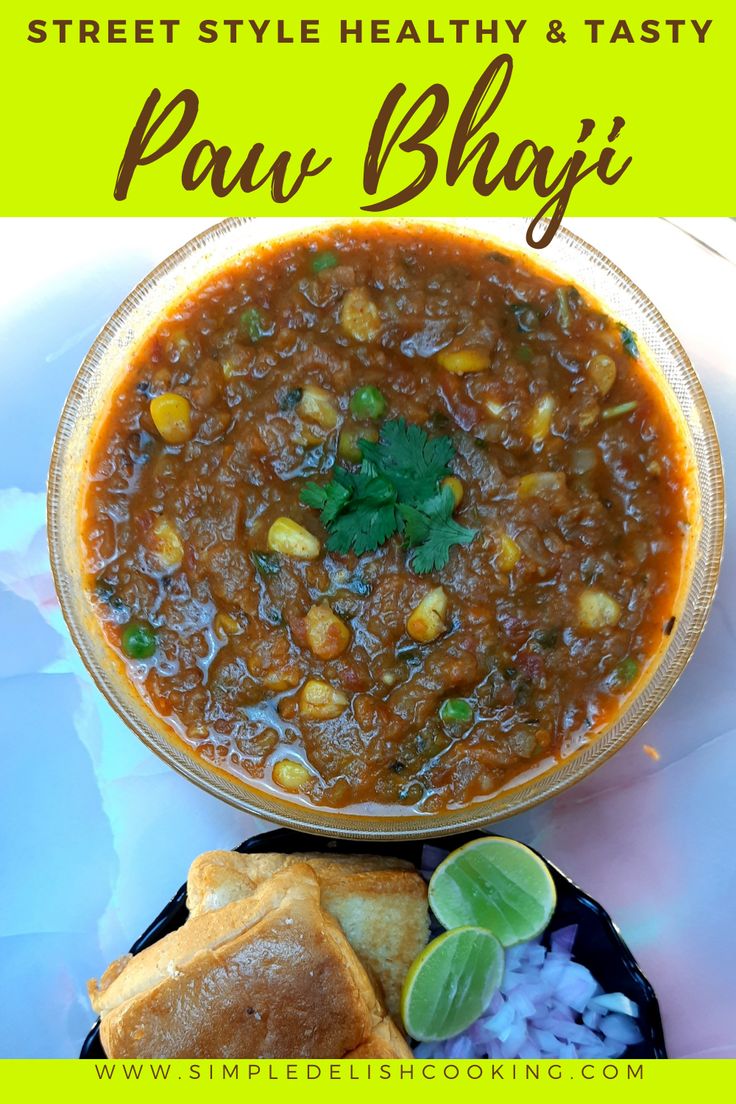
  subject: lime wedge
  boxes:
[428,837,556,947]
[401,926,504,1042]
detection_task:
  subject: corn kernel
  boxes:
[442,476,464,508]
[261,665,303,692]
[214,612,241,639]
[299,679,349,720]
[485,397,506,418]
[305,602,351,660]
[298,384,339,430]
[578,588,622,630]
[526,394,556,443]
[517,472,567,499]
[407,587,448,644]
[149,517,184,569]
[588,354,617,396]
[578,405,601,430]
[437,348,490,374]
[296,425,324,448]
[150,392,192,444]
[267,518,321,560]
[496,532,521,573]
[272,758,314,791]
[340,288,381,341]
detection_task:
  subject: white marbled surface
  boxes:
[0,218,734,1057]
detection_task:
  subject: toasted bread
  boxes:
[91,864,409,1059]
[186,851,429,1018]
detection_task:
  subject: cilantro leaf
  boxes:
[327,503,400,556]
[419,485,456,521]
[332,466,357,490]
[620,325,639,358]
[300,482,328,511]
[299,419,476,572]
[398,502,431,548]
[349,464,396,509]
[409,515,477,574]
[401,486,477,573]
[360,419,454,505]
[300,479,352,524]
[321,483,352,523]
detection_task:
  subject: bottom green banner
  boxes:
[1,1060,734,1099]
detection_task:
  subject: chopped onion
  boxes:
[555,961,601,1012]
[600,1013,645,1046]
[550,925,577,955]
[571,447,598,474]
[589,992,639,1017]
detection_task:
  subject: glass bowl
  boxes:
[47,217,724,840]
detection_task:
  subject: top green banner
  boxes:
[1,1,732,222]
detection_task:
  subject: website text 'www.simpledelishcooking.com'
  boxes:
[93,1061,645,1083]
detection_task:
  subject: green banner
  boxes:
[0,1,732,218]
[1,1058,735,1095]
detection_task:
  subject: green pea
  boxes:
[241,307,266,343]
[614,656,639,687]
[338,425,378,463]
[121,622,157,660]
[439,698,474,726]
[350,385,387,420]
[311,250,338,273]
[338,428,363,463]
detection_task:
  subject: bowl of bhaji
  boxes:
[48,217,724,838]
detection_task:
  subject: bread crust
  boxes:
[186,851,413,916]
[347,1016,413,1058]
[91,864,409,1059]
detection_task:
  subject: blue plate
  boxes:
[81,828,666,1059]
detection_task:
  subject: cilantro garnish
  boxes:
[359,419,455,505]
[299,419,477,573]
[399,485,476,573]
[620,325,639,358]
